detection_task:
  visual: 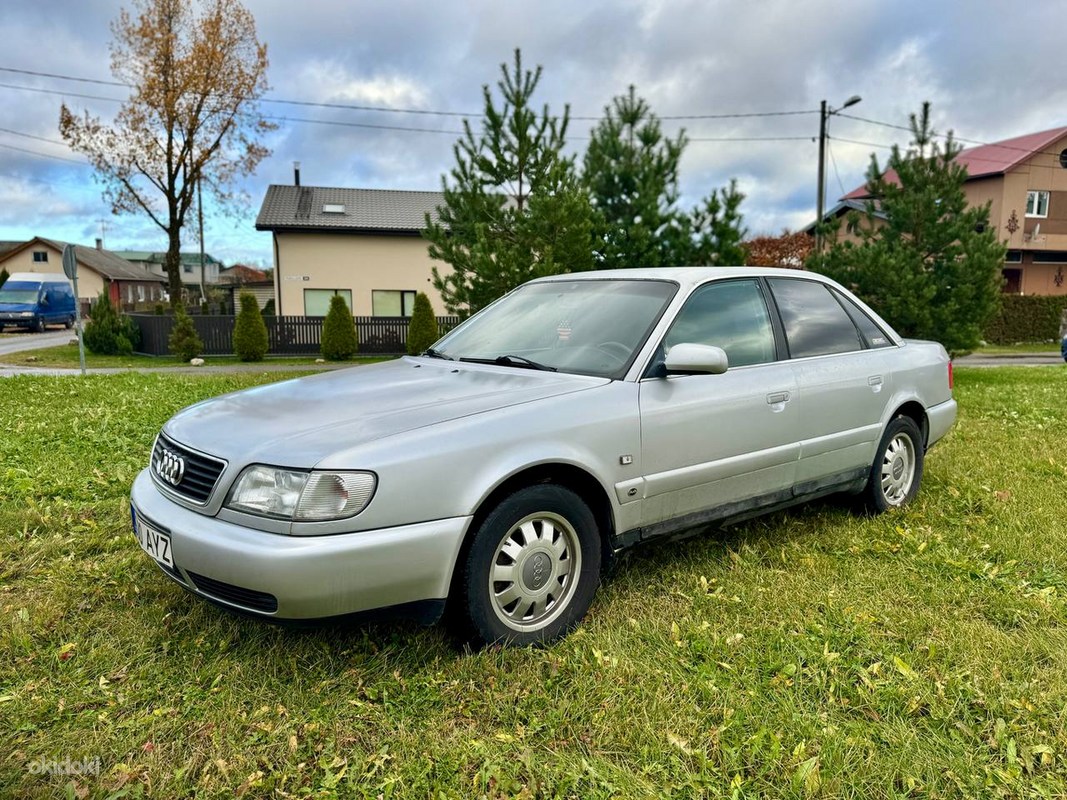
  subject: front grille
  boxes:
[186,571,279,613]
[152,433,226,504]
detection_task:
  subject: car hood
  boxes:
[0,302,35,312]
[164,357,609,467]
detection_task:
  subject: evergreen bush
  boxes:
[321,295,357,360]
[983,295,1067,344]
[406,292,439,355]
[262,298,275,315]
[83,293,141,355]
[154,302,165,315]
[169,304,204,361]
[233,292,269,361]
[0,267,9,290]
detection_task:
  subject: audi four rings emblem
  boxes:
[155,447,186,486]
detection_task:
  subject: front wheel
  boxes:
[455,484,601,647]
[862,416,924,513]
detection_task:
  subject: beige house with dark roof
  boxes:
[255,184,452,317]
[0,237,166,306]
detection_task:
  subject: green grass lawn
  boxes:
[1,343,390,369]
[2,368,1067,798]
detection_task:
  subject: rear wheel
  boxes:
[862,416,924,513]
[65,315,74,329]
[455,484,601,647]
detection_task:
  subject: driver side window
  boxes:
[664,279,776,368]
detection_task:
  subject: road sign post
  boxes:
[62,245,87,376]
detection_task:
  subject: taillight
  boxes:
[947,361,954,391]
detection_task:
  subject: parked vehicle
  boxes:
[0,273,77,332]
[130,268,957,646]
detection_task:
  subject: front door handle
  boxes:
[766,391,791,405]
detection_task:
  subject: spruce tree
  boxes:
[320,294,357,360]
[406,292,439,355]
[689,180,748,265]
[84,292,141,355]
[809,102,1003,354]
[169,304,204,361]
[232,292,268,361]
[423,49,594,316]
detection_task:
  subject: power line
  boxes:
[0,82,124,104]
[830,135,896,151]
[0,141,89,165]
[0,126,69,147]
[0,64,817,122]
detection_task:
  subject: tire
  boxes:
[454,484,602,647]
[32,317,44,333]
[65,316,74,329]
[862,416,924,513]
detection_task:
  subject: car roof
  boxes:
[530,267,827,292]
[6,272,72,283]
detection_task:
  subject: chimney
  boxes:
[95,238,103,250]
[294,161,301,187]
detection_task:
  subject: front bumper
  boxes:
[130,469,471,620]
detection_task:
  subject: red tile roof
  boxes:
[842,126,1067,200]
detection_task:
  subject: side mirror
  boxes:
[664,343,729,375]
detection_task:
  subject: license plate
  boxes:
[134,516,174,568]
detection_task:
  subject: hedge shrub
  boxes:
[983,295,1067,344]
[233,292,269,361]
[168,305,204,362]
[321,294,357,360]
[406,292,439,355]
[83,293,141,355]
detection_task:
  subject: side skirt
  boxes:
[611,467,868,552]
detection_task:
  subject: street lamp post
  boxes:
[816,94,862,252]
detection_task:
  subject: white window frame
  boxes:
[32,250,48,263]
[371,289,417,317]
[1026,190,1050,218]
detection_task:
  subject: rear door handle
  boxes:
[868,375,884,392]
[766,391,791,405]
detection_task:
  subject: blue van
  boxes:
[0,273,78,332]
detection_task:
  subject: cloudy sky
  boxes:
[2,0,1065,267]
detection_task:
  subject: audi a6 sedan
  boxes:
[130,267,956,646]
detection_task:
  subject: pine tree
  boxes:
[423,49,594,316]
[169,304,204,361]
[583,86,691,269]
[406,292,439,355]
[689,180,748,265]
[232,292,268,361]
[0,267,9,290]
[809,102,1003,354]
[320,294,357,360]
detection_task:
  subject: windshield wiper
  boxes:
[421,347,454,360]
[459,354,557,372]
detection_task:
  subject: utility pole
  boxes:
[197,174,207,305]
[816,94,862,252]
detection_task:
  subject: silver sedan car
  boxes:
[130,268,956,645]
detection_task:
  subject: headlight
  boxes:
[226,465,376,521]
[20,311,33,317]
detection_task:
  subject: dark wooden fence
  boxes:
[129,314,462,357]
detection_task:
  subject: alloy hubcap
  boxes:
[880,433,915,505]
[488,512,580,632]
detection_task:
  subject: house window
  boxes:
[183,264,194,274]
[137,285,146,302]
[304,288,352,316]
[32,251,48,263]
[372,290,416,317]
[1032,251,1067,264]
[322,203,345,214]
[1004,250,1022,264]
[1026,190,1049,218]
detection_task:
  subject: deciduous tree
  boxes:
[59,0,272,304]
[746,230,812,268]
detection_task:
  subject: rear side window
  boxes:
[768,278,863,358]
[664,279,776,367]
[833,290,894,348]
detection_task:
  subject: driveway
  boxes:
[0,329,73,358]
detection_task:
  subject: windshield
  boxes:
[432,279,678,378]
[0,289,40,304]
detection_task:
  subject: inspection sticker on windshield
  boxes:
[134,517,174,568]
